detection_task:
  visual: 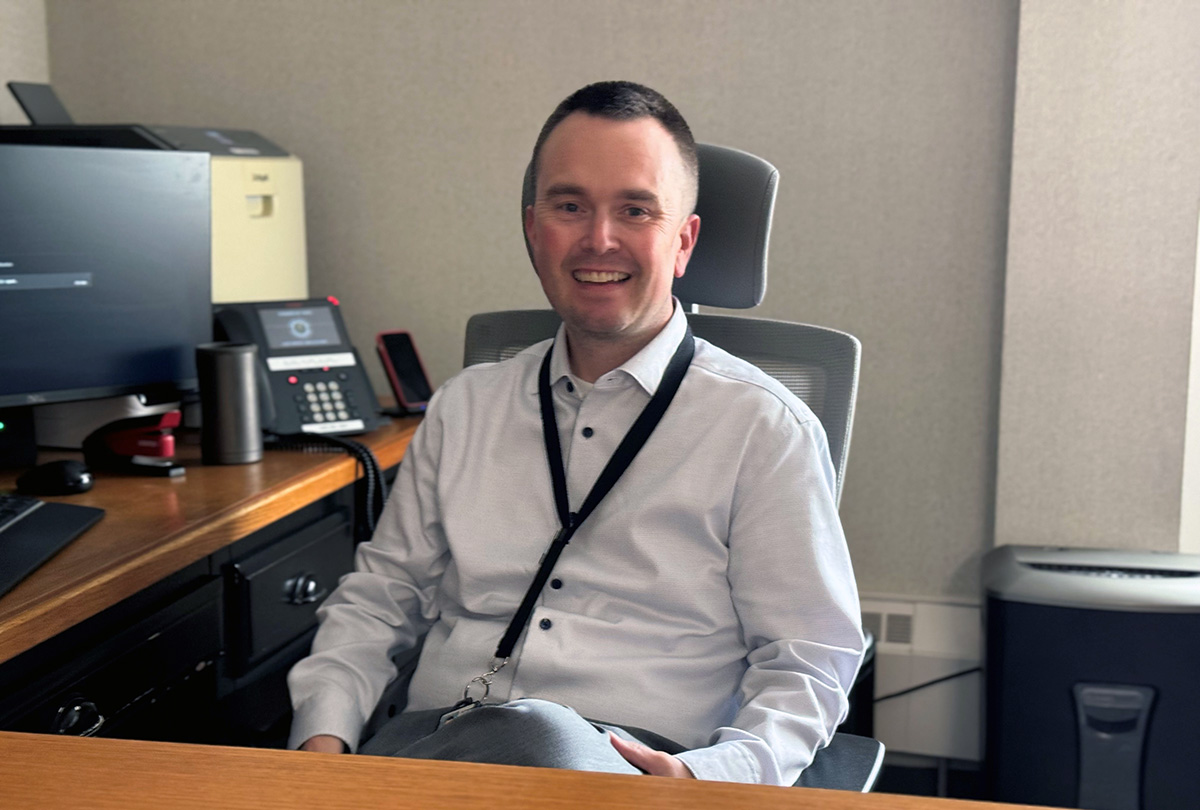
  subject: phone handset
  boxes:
[213,308,280,433]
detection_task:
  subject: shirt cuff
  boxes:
[287,684,367,753]
[675,740,771,784]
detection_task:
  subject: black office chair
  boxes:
[459,143,882,790]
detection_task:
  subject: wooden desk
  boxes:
[0,731,1043,810]
[0,417,419,667]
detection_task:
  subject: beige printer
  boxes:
[147,125,308,304]
[0,113,308,304]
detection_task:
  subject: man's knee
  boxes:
[403,699,635,773]
[479,699,597,740]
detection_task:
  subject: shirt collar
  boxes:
[549,299,688,396]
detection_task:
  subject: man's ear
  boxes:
[523,204,539,267]
[523,206,537,243]
[674,214,701,279]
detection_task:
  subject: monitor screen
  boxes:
[0,144,212,408]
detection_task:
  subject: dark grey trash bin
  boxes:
[983,545,1200,810]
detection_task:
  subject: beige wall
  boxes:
[997,1,1200,554]
[37,0,1020,599]
[0,0,49,124]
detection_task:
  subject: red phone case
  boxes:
[375,330,431,410]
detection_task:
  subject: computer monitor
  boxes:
[0,144,211,461]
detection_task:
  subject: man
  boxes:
[288,81,864,785]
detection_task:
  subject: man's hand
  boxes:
[608,733,695,778]
[300,734,348,754]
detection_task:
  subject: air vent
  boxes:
[886,613,914,644]
[1027,563,1198,580]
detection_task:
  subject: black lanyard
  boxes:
[491,325,695,661]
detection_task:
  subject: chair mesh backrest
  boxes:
[463,309,562,366]
[463,310,860,505]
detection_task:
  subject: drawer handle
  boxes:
[52,699,105,737]
[283,574,328,605]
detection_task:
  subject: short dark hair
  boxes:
[526,81,699,215]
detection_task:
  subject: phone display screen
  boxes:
[257,306,343,350]
[380,332,433,404]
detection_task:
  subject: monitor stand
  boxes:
[0,407,38,469]
[34,394,180,450]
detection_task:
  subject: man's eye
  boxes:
[625,207,648,218]
[560,202,581,213]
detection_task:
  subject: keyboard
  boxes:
[0,493,105,599]
[0,493,44,534]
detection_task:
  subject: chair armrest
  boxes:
[794,732,885,792]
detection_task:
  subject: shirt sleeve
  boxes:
[675,412,865,785]
[286,388,451,752]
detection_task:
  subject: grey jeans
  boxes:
[357,698,685,774]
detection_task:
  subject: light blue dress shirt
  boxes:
[288,305,864,784]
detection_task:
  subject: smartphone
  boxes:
[376,330,433,413]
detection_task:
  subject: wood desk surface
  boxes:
[0,731,1044,810]
[0,418,420,666]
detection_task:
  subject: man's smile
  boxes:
[572,269,631,283]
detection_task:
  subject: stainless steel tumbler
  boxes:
[196,342,263,465]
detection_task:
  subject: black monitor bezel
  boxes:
[0,143,211,409]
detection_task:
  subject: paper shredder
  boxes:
[983,545,1200,810]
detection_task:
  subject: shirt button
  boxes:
[550,578,563,589]
[539,618,553,630]
[582,427,594,438]
[566,381,575,393]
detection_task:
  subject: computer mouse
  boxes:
[15,460,95,496]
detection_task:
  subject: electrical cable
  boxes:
[265,432,385,542]
[873,666,982,704]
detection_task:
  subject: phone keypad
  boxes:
[291,373,361,426]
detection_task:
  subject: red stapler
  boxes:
[82,411,186,477]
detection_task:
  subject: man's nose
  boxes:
[581,213,619,253]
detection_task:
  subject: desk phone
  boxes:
[214,298,381,436]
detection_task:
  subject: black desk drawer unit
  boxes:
[0,577,222,741]
[224,508,354,675]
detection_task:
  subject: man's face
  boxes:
[524,113,699,350]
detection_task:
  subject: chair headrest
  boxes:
[520,142,778,310]
[681,144,778,309]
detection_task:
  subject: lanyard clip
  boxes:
[461,656,509,705]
